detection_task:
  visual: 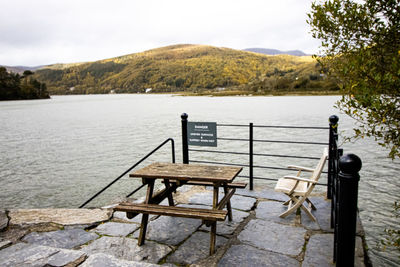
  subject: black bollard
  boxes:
[335,153,362,266]
[181,113,189,164]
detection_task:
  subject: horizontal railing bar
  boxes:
[189,160,328,174]
[253,139,329,145]
[189,160,248,168]
[216,137,248,142]
[251,176,327,186]
[217,123,248,127]
[188,148,319,160]
[253,125,329,130]
[217,123,328,130]
[189,149,248,156]
[217,137,328,145]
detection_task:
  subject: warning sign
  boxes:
[187,122,217,147]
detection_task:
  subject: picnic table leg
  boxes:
[210,221,217,255]
[163,178,174,206]
[138,179,155,246]
[223,184,233,221]
[209,184,219,255]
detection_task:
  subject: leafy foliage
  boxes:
[308,0,400,257]
[33,44,338,95]
[0,67,50,100]
[308,0,400,159]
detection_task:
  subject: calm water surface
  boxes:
[1,94,399,266]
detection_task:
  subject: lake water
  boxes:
[1,94,399,265]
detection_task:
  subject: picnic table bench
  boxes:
[114,162,243,255]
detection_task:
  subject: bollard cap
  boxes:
[329,115,339,125]
[181,113,188,120]
[339,154,362,174]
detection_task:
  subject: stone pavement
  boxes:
[0,186,367,266]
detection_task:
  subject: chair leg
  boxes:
[300,203,317,222]
[279,196,303,218]
[305,198,317,210]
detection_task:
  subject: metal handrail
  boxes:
[188,148,320,160]
[217,137,328,146]
[217,123,329,130]
[79,138,175,208]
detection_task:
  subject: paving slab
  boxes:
[238,219,306,256]
[167,231,227,265]
[255,200,296,225]
[45,248,87,266]
[200,209,250,235]
[0,210,8,231]
[301,197,332,232]
[22,228,98,249]
[0,243,58,266]
[218,244,300,267]
[236,188,288,202]
[81,236,171,263]
[302,233,334,267]
[0,242,86,266]
[80,253,159,267]
[93,222,139,237]
[132,216,201,246]
[188,191,256,211]
[9,208,112,226]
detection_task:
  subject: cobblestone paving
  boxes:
[0,186,365,266]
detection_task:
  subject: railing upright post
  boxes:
[334,153,362,266]
[328,115,339,199]
[181,113,189,164]
[249,123,254,190]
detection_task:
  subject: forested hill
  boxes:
[34,44,338,95]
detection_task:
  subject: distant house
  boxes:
[110,90,115,94]
[145,88,152,93]
[69,87,75,92]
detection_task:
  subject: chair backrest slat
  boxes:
[311,148,329,182]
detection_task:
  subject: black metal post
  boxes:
[328,115,339,199]
[249,123,254,190]
[335,153,362,266]
[181,113,189,164]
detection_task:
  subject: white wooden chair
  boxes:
[274,148,328,221]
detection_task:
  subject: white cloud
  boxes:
[0,0,320,66]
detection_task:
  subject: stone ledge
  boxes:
[8,208,113,226]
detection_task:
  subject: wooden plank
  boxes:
[210,222,217,255]
[149,183,179,205]
[217,187,236,211]
[166,180,247,188]
[129,162,242,183]
[163,179,174,206]
[138,179,154,246]
[222,185,234,221]
[115,203,227,221]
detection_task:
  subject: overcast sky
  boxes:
[0,0,321,66]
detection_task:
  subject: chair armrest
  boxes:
[287,165,315,172]
[283,175,317,184]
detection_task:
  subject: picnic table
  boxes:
[114,162,243,255]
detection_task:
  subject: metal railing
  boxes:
[79,138,175,208]
[181,113,329,190]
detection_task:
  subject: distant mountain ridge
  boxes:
[243,48,309,56]
[32,44,325,94]
[1,65,44,74]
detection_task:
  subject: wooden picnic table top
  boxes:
[129,162,242,183]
